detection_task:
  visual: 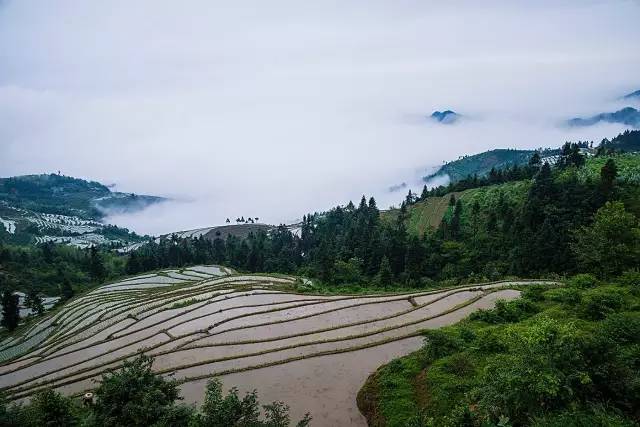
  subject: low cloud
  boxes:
[1,1,639,235]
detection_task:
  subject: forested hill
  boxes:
[124,131,640,288]
[423,149,538,183]
[0,174,159,248]
[423,129,640,186]
[0,174,164,220]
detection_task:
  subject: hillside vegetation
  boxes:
[358,274,640,427]
[0,174,163,220]
[0,174,158,249]
[423,149,535,183]
[121,132,640,290]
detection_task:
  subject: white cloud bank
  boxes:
[0,0,639,234]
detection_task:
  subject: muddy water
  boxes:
[179,337,424,426]
[0,334,169,390]
[173,290,520,427]
[160,291,492,379]
[203,291,479,346]
[168,300,318,336]
[1,279,529,423]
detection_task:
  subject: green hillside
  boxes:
[397,153,640,237]
[0,174,160,248]
[358,274,640,427]
[0,174,164,220]
[424,149,535,183]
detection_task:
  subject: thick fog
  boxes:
[1,1,639,235]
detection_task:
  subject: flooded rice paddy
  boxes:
[0,266,551,425]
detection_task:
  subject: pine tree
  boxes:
[376,256,393,288]
[420,185,429,201]
[528,151,541,167]
[600,158,618,199]
[449,199,463,240]
[1,290,20,331]
[60,279,74,301]
[89,246,106,281]
[25,288,44,316]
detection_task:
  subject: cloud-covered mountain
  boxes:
[430,110,461,124]
[567,107,640,128]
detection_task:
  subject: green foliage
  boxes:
[193,379,310,427]
[543,287,582,304]
[0,356,310,427]
[476,318,588,424]
[572,202,640,277]
[469,298,538,324]
[423,149,537,183]
[169,298,200,310]
[364,279,640,427]
[579,287,626,320]
[25,389,78,427]
[568,273,599,288]
[530,406,636,427]
[90,355,183,427]
[616,269,640,287]
[0,290,19,331]
[0,242,126,296]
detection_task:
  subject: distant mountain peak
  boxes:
[567,107,640,128]
[622,89,640,100]
[430,110,460,124]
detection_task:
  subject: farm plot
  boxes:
[0,275,551,426]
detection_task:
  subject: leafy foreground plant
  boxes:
[358,278,640,427]
[0,354,311,427]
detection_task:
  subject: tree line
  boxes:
[125,142,640,288]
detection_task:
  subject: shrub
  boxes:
[469,299,538,324]
[580,288,625,320]
[25,389,77,427]
[441,353,475,376]
[420,329,463,364]
[568,273,598,289]
[530,406,635,427]
[476,318,588,425]
[616,269,640,287]
[91,355,185,427]
[521,285,547,302]
[599,312,640,345]
[543,287,582,304]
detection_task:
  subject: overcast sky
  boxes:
[1,0,639,235]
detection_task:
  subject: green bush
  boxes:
[469,298,538,324]
[580,288,626,320]
[420,329,462,364]
[568,273,599,289]
[530,406,636,427]
[616,270,640,287]
[599,312,640,345]
[543,287,582,304]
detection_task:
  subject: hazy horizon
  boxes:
[1,0,639,235]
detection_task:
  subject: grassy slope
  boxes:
[357,279,640,426]
[383,181,531,236]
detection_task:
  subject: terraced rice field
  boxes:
[0,268,553,426]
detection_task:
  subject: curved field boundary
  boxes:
[0,286,525,396]
[4,289,509,400]
[0,278,556,401]
[0,289,473,393]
